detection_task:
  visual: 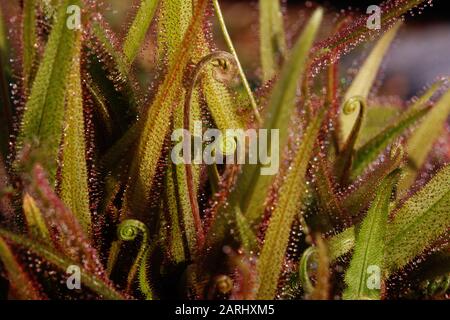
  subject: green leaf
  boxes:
[156,0,193,65]
[0,229,126,300]
[314,156,349,231]
[0,236,44,299]
[60,34,91,235]
[329,165,450,274]
[259,0,287,82]
[29,165,101,272]
[15,0,81,183]
[125,0,209,216]
[237,8,323,226]
[386,164,450,273]
[400,89,450,191]
[352,104,430,178]
[201,69,244,130]
[163,163,188,264]
[23,0,37,88]
[357,106,400,147]
[343,170,399,300]
[327,227,356,262]
[91,21,130,81]
[256,107,326,300]
[22,193,51,244]
[311,0,426,71]
[299,238,331,300]
[157,2,235,258]
[339,22,401,144]
[166,151,200,259]
[341,146,403,219]
[85,79,113,137]
[89,19,139,130]
[299,246,315,294]
[104,0,244,173]
[353,80,444,177]
[235,207,258,253]
[123,0,159,65]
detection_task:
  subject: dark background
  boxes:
[225,0,449,22]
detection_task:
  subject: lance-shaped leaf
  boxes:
[357,106,399,146]
[166,155,200,259]
[15,0,81,183]
[330,165,450,273]
[400,89,450,191]
[163,165,188,264]
[328,227,356,262]
[30,165,101,273]
[201,67,243,131]
[235,207,258,253]
[23,0,37,89]
[352,105,430,178]
[87,13,141,140]
[259,0,287,82]
[238,8,323,226]
[23,193,51,243]
[102,1,243,174]
[311,0,426,72]
[341,146,403,220]
[256,107,326,300]
[339,22,401,145]
[0,229,126,300]
[314,156,349,231]
[123,0,159,65]
[158,0,243,130]
[157,0,205,257]
[343,170,399,300]
[91,21,130,83]
[386,164,450,273]
[0,236,44,299]
[352,80,444,177]
[60,33,91,235]
[125,0,209,216]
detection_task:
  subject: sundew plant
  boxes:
[0,0,449,300]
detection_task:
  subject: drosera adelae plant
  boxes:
[0,0,448,300]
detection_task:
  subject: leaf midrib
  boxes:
[356,193,383,296]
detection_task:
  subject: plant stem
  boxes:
[212,0,262,126]
[207,164,220,195]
